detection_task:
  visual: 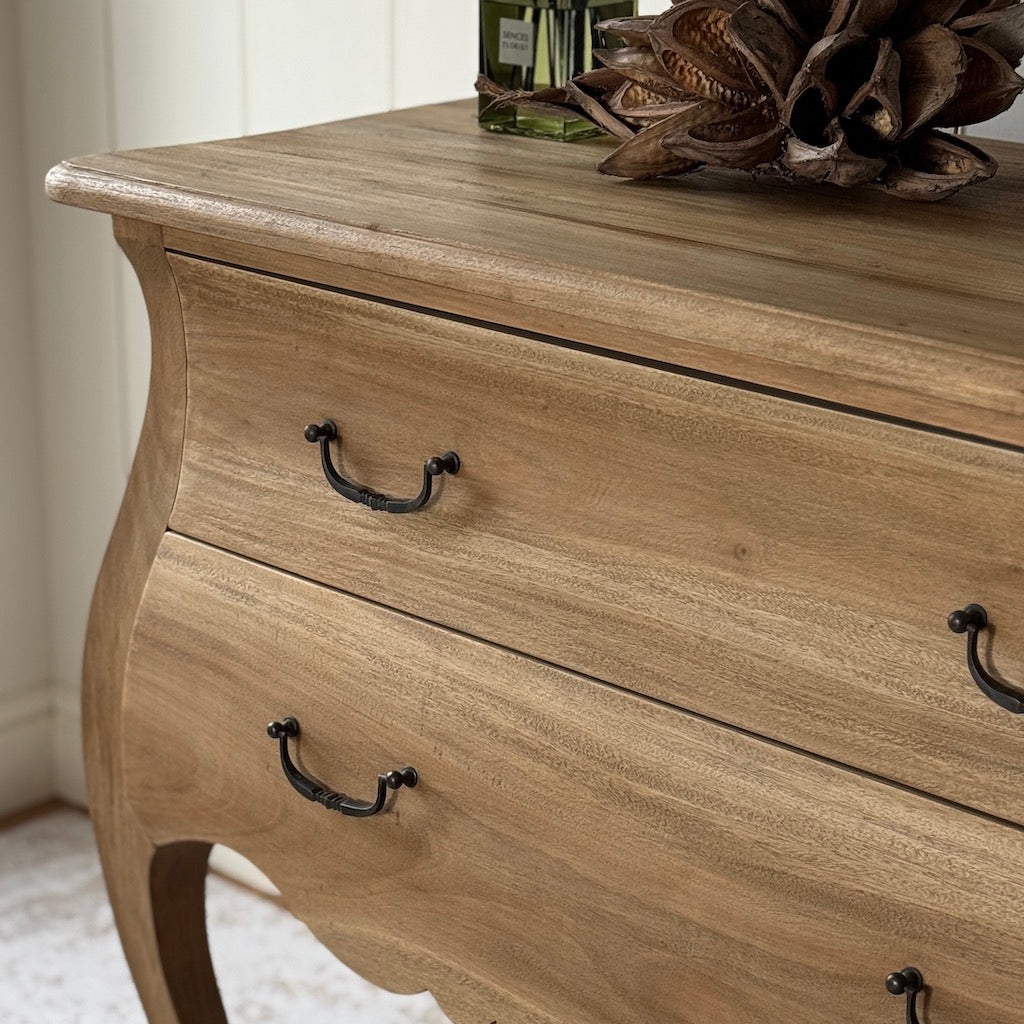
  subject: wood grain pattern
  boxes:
[124,532,1024,1024]
[54,101,1024,1024]
[169,253,1024,830]
[81,219,226,1023]
[45,100,1024,448]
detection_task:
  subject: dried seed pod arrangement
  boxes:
[477,0,1024,199]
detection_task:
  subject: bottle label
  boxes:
[499,17,535,67]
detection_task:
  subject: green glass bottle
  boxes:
[479,0,636,141]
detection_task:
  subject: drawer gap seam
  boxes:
[165,525,1024,842]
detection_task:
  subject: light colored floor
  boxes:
[0,809,451,1024]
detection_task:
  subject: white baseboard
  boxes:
[0,683,54,816]
[53,681,87,807]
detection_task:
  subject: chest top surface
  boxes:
[46,99,1024,447]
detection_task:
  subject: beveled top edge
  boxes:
[45,100,1024,448]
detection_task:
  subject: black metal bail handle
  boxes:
[948,604,1024,714]
[267,717,417,817]
[886,967,924,1024]
[304,419,459,513]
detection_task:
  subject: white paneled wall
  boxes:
[17,0,125,810]
[107,0,247,465]
[109,0,246,150]
[981,100,1024,141]
[244,1,391,134]
[5,0,1024,817]
[393,0,479,108]
[0,0,51,814]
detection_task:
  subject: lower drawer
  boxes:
[124,533,1024,1024]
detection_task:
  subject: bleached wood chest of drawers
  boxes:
[48,100,1024,1024]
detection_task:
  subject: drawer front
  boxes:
[168,253,1024,826]
[125,534,1024,1024]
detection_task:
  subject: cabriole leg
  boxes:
[93,823,226,1023]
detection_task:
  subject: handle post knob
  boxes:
[885,967,923,1024]
[948,604,1024,713]
[304,420,337,444]
[947,604,987,634]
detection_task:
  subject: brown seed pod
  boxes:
[970,5,1024,65]
[564,81,636,140]
[593,46,697,99]
[476,0,1024,200]
[662,102,785,166]
[599,105,724,177]
[595,15,660,45]
[840,36,902,143]
[871,131,998,199]
[729,2,802,105]
[783,127,888,184]
[606,80,711,123]
[930,37,1024,125]
[825,0,899,35]
[896,26,966,139]
[649,1,760,102]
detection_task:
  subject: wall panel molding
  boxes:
[53,680,86,806]
[393,0,476,109]
[1,0,50,770]
[17,0,122,813]
[0,683,54,815]
[0,684,52,734]
[243,0,393,135]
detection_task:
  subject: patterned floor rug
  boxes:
[0,809,451,1024]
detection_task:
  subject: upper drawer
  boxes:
[169,253,1024,826]
[125,534,1024,1024]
